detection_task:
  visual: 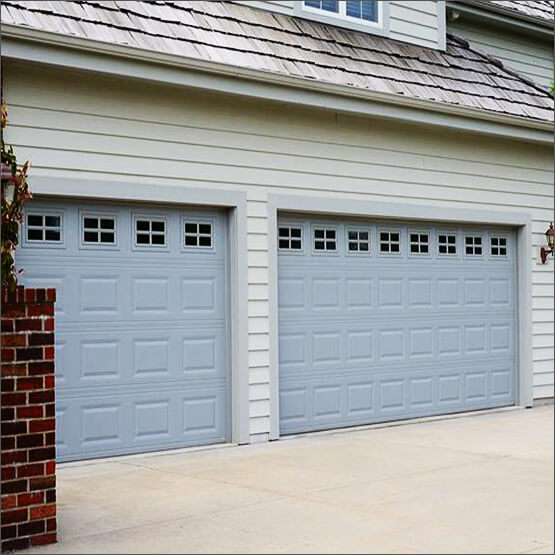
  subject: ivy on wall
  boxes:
[1,101,32,292]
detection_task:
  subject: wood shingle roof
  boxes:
[2,0,553,123]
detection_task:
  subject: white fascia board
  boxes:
[2,24,553,144]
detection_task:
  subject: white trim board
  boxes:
[266,192,533,439]
[29,176,251,446]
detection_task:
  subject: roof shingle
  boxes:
[481,0,554,22]
[1,0,553,123]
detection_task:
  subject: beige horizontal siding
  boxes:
[448,20,554,88]
[5,64,554,444]
[390,1,440,48]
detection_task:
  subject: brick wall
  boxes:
[1,287,57,552]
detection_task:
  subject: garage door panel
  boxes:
[18,200,230,461]
[279,216,516,434]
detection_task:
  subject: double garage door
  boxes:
[17,200,517,460]
[17,199,230,462]
[278,214,517,434]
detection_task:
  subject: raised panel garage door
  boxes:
[278,215,516,435]
[17,199,229,461]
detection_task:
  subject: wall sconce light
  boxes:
[540,222,554,264]
[1,161,16,205]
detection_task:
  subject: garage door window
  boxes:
[183,221,213,248]
[347,228,370,254]
[135,218,166,247]
[409,231,430,255]
[490,236,508,256]
[465,235,483,256]
[313,227,337,253]
[26,213,62,243]
[82,215,116,245]
[279,226,303,251]
[438,233,457,255]
[379,230,401,254]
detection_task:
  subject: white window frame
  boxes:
[301,0,383,29]
[489,234,509,258]
[133,214,169,250]
[408,229,431,257]
[378,228,402,256]
[437,231,458,257]
[345,226,372,256]
[311,224,339,256]
[80,211,118,250]
[23,210,64,248]
[182,217,215,252]
[464,233,484,258]
[278,224,304,253]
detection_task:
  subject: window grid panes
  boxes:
[279,227,302,251]
[409,232,429,254]
[380,231,400,254]
[304,0,378,21]
[184,221,213,248]
[305,0,338,13]
[347,229,370,253]
[314,228,337,252]
[26,213,62,243]
[438,234,457,255]
[83,216,116,245]
[135,219,166,247]
[491,236,507,256]
[346,0,377,21]
[465,235,483,256]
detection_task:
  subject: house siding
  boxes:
[390,1,441,48]
[448,19,554,88]
[5,64,553,441]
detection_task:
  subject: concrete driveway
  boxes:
[23,406,553,554]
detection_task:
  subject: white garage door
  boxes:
[17,199,230,461]
[278,214,516,435]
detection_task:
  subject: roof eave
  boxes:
[448,1,554,37]
[1,23,553,144]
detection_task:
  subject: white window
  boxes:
[303,0,380,25]
[135,218,166,247]
[83,215,116,245]
[26,213,62,243]
[184,221,213,248]
[465,235,483,256]
[313,227,337,252]
[409,232,429,255]
[279,226,303,251]
[347,229,370,253]
[438,233,457,255]
[490,236,508,256]
[379,231,400,254]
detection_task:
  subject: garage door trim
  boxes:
[267,193,532,440]
[26,175,250,447]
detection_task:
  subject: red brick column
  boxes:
[1,287,57,552]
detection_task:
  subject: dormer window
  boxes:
[303,1,379,25]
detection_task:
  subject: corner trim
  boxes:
[267,192,534,438]
[29,176,251,445]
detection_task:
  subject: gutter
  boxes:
[1,23,553,143]
[448,1,554,37]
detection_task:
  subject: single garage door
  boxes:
[278,214,516,435]
[17,199,230,461]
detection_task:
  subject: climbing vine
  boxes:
[1,101,32,292]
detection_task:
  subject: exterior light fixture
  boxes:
[540,222,554,264]
[1,162,16,205]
